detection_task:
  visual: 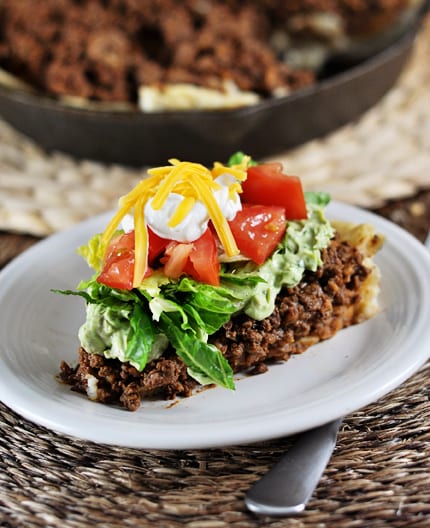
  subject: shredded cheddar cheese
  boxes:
[101,158,248,288]
[133,197,148,287]
[168,196,196,228]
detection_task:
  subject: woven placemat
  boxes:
[1,360,429,528]
[0,16,429,237]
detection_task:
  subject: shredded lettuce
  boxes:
[304,191,331,207]
[76,233,106,272]
[159,311,235,389]
[57,275,238,388]
[227,151,258,167]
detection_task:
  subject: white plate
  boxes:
[1,202,430,450]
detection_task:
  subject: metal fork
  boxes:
[245,418,342,515]
[246,228,430,516]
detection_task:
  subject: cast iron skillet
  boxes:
[0,23,421,167]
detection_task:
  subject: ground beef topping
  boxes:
[0,0,413,104]
[0,0,314,104]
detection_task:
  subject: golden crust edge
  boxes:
[332,220,385,324]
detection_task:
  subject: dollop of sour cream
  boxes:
[145,193,208,242]
[121,173,242,242]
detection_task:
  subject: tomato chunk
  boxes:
[242,163,307,220]
[229,204,286,265]
[186,228,220,286]
[147,228,170,265]
[97,229,169,290]
[97,231,135,290]
[163,229,220,286]
[98,228,220,289]
[163,241,193,279]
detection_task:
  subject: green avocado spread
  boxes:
[78,303,169,369]
[224,192,334,320]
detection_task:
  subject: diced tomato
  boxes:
[228,204,286,265]
[147,228,170,265]
[98,227,220,289]
[185,228,220,286]
[162,229,220,286]
[97,228,169,290]
[103,231,135,263]
[97,231,135,290]
[242,163,307,220]
[163,241,193,279]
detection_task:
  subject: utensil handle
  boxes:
[245,418,342,516]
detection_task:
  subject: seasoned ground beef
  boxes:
[0,0,412,104]
[0,0,313,104]
[60,350,197,411]
[212,236,369,372]
[59,235,371,411]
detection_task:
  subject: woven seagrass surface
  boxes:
[0,360,429,528]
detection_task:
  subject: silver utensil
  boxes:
[425,230,430,250]
[245,418,343,516]
[246,228,430,517]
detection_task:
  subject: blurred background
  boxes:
[0,0,429,238]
